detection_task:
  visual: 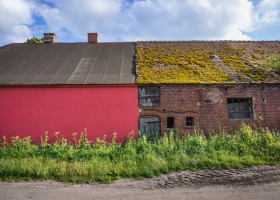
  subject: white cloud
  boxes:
[253,0,280,26]
[34,0,258,41]
[121,0,254,40]
[38,0,123,41]
[0,0,35,43]
[0,0,280,45]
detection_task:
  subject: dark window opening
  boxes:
[167,117,175,128]
[139,87,160,107]
[186,117,194,126]
[227,98,253,119]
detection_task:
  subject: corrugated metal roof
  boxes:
[0,42,136,85]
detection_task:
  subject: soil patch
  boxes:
[108,165,280,189]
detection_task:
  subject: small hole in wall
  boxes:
[162,109,166,112]
[262,98,266,103]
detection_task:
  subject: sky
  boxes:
[0,0,280,46]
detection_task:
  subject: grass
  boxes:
[261,56,280,72]
[0,124,279,183]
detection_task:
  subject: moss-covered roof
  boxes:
[136,41,280,84]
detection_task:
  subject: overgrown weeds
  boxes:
[0,124,279,183]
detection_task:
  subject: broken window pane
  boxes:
[227,98,253,119]
[139,87,160,106]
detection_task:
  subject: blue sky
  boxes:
[1,0,280,46]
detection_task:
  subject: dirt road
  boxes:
[1,165,280,200]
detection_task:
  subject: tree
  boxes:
[25,36,43,44]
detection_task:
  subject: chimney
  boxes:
[43,33,56,44]
[88,33,98,43]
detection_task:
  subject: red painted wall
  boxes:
[0,85,138,143]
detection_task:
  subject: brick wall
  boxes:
[139,84,280,134]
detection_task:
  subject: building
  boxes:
[0,33,138,142]
[1,35,280,141]
[136,41,280,134]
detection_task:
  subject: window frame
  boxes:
[227,98,253,120]
[138,86,160,107]
[186,117,194,127]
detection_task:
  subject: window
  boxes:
[139,87,160,107]
[186,117,194,126]
[227,98,253,119]
[167,117,175,128]
[139,117,160,135]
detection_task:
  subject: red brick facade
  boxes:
[139,84,280,134]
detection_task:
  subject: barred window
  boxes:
[186,117,194,126]
[227,98,253,119]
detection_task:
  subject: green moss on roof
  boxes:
[136,41,280,84]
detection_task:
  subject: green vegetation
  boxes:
[25,36,43,44]
[136,42,269,84]
[136,42,233,84]
[261,56,280,72]
[0,124,279,183]
[219,48,266,81]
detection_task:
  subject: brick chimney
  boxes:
[88,33,98,43]
[43,33,56,44]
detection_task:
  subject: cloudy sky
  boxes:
[0,0,280,46]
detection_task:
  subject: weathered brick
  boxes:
[139,84,280,134]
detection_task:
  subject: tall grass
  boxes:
[0,124,279,183]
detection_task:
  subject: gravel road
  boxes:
[1,165,280,200]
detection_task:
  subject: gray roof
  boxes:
[0,42,136,85]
